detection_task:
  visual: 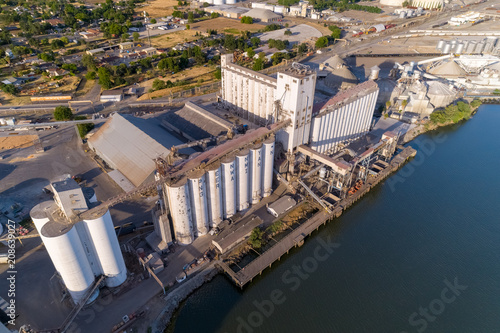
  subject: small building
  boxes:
[129,27,140,32]
[267,196,296,218]
[142,47,157,57]
[100,90,123,102]
[43,18,64,26]
[212,215,263,254]
[86,48,105,56]
[46,68,69,77]
[119,42,134,50]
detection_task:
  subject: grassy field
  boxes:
[75,78,96,97]
[191,17,266,35]
[0,135,38,150]
[137,0,178,17]
[150,29,200,48]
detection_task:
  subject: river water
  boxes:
[173,104,500,333]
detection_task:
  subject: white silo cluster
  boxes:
[165,137,275,245]
[30,176,127,305]
[437,38,498,55]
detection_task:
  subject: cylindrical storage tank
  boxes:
[369,66,380,80]
[236,149,250,211]
[0,119,5,125]
[30,201,53,231]
[249,144,263,204]
[188,170,209,236]
[205,163,223,227]
[83,210,127,288]
[213,0,223,4]
[442,43,451,54]
[437,39,445,50]
[221,155,236,219]
[226,0,236,4]
[466,41,476,53]
[455,43,464,54]
[274,5,284,13]
[475,41,485,53]
[319,167,327,179]
[205,0,213,3]
[264,4,274,11]
[166,177,194,245]
[262,137,275,198]
[40,224,95,304]
[253,2,266,8]
[399,11,406,19]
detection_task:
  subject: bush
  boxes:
[263,24,282,32]
[240,16,253,24]
[54,106,73,121]
[77,123,94,138]
[315,36,329,49]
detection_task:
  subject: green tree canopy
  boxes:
[54,106,73,121]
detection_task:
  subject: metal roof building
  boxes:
[267,195,296,217]
[244,8,282,22]
[162,102,233,141]
[88,113,192,187]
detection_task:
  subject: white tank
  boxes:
[252,2,266,8]
[41,225,95,304]
[226,0,236,4]
[466,41,476,53]
[188,170,209,236]
[250,144,263,204]
[262,136,275,198]
[369,66,380,80]
[83,210,127,288]
[442,43,451,54]
[399,12,406,19]
[437,40,445,50]
[475,41,485,53]
[455,43,464,54]
[166,177,194,244]
[264,4,274,11]
[213,0,223,4]
[319,167,327,179]
[236,149,250,211]
[205,163,223,227]
[221,155,236,218]
[205,0,213,3]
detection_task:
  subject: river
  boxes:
[173,104,500,333]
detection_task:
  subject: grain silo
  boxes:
[236,149,250,211]
[188,170,209,236]
[221,154,236,219]
[249,144,263,204]
[166,177,195,244]
[205,163,223,227]
[262,136,275,198]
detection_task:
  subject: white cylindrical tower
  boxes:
[205,163,223,227]
[83,210,127,288]
[262,136,275,198]
[188,170,209,236]
[221,154,236,219]
[166,177,194,244]
[250,144,263,204]
[41,226,95,303]
[236,149,250,211]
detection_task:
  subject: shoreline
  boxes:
[153,101,489,333]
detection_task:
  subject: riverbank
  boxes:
[402,99,482,144]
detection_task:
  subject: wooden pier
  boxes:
[219,146,417,288]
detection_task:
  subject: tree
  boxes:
[253,57,264,71]
[61,36,69,44]
[152,79,166,90]
[54,106,73,120]
[315,36,329,49]
[150,18,157,24]
[121,33,129,41]
[186,24,190,30]
[97,67,113,90]
[1,84,18,95]
[248,227,264,249]
[133,32,140,42]
[246,47,255,59]
[284,29,292,36]
[86,71,96,80]
[250,37,260,47]
[77,123,94,138]
[240,16,253,24]
[328,25,341,39]
[81,54,97,71]
[214,67,221,80]
[188,11,194,23]
[211,12,219,19]
[298,43,308,55]
[172,11,184,18]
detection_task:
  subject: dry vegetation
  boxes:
[191,17,266,34]
[150,29,200,48]
[137,0,178,17]
[286,17,331,36]
[0,135,38,150]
